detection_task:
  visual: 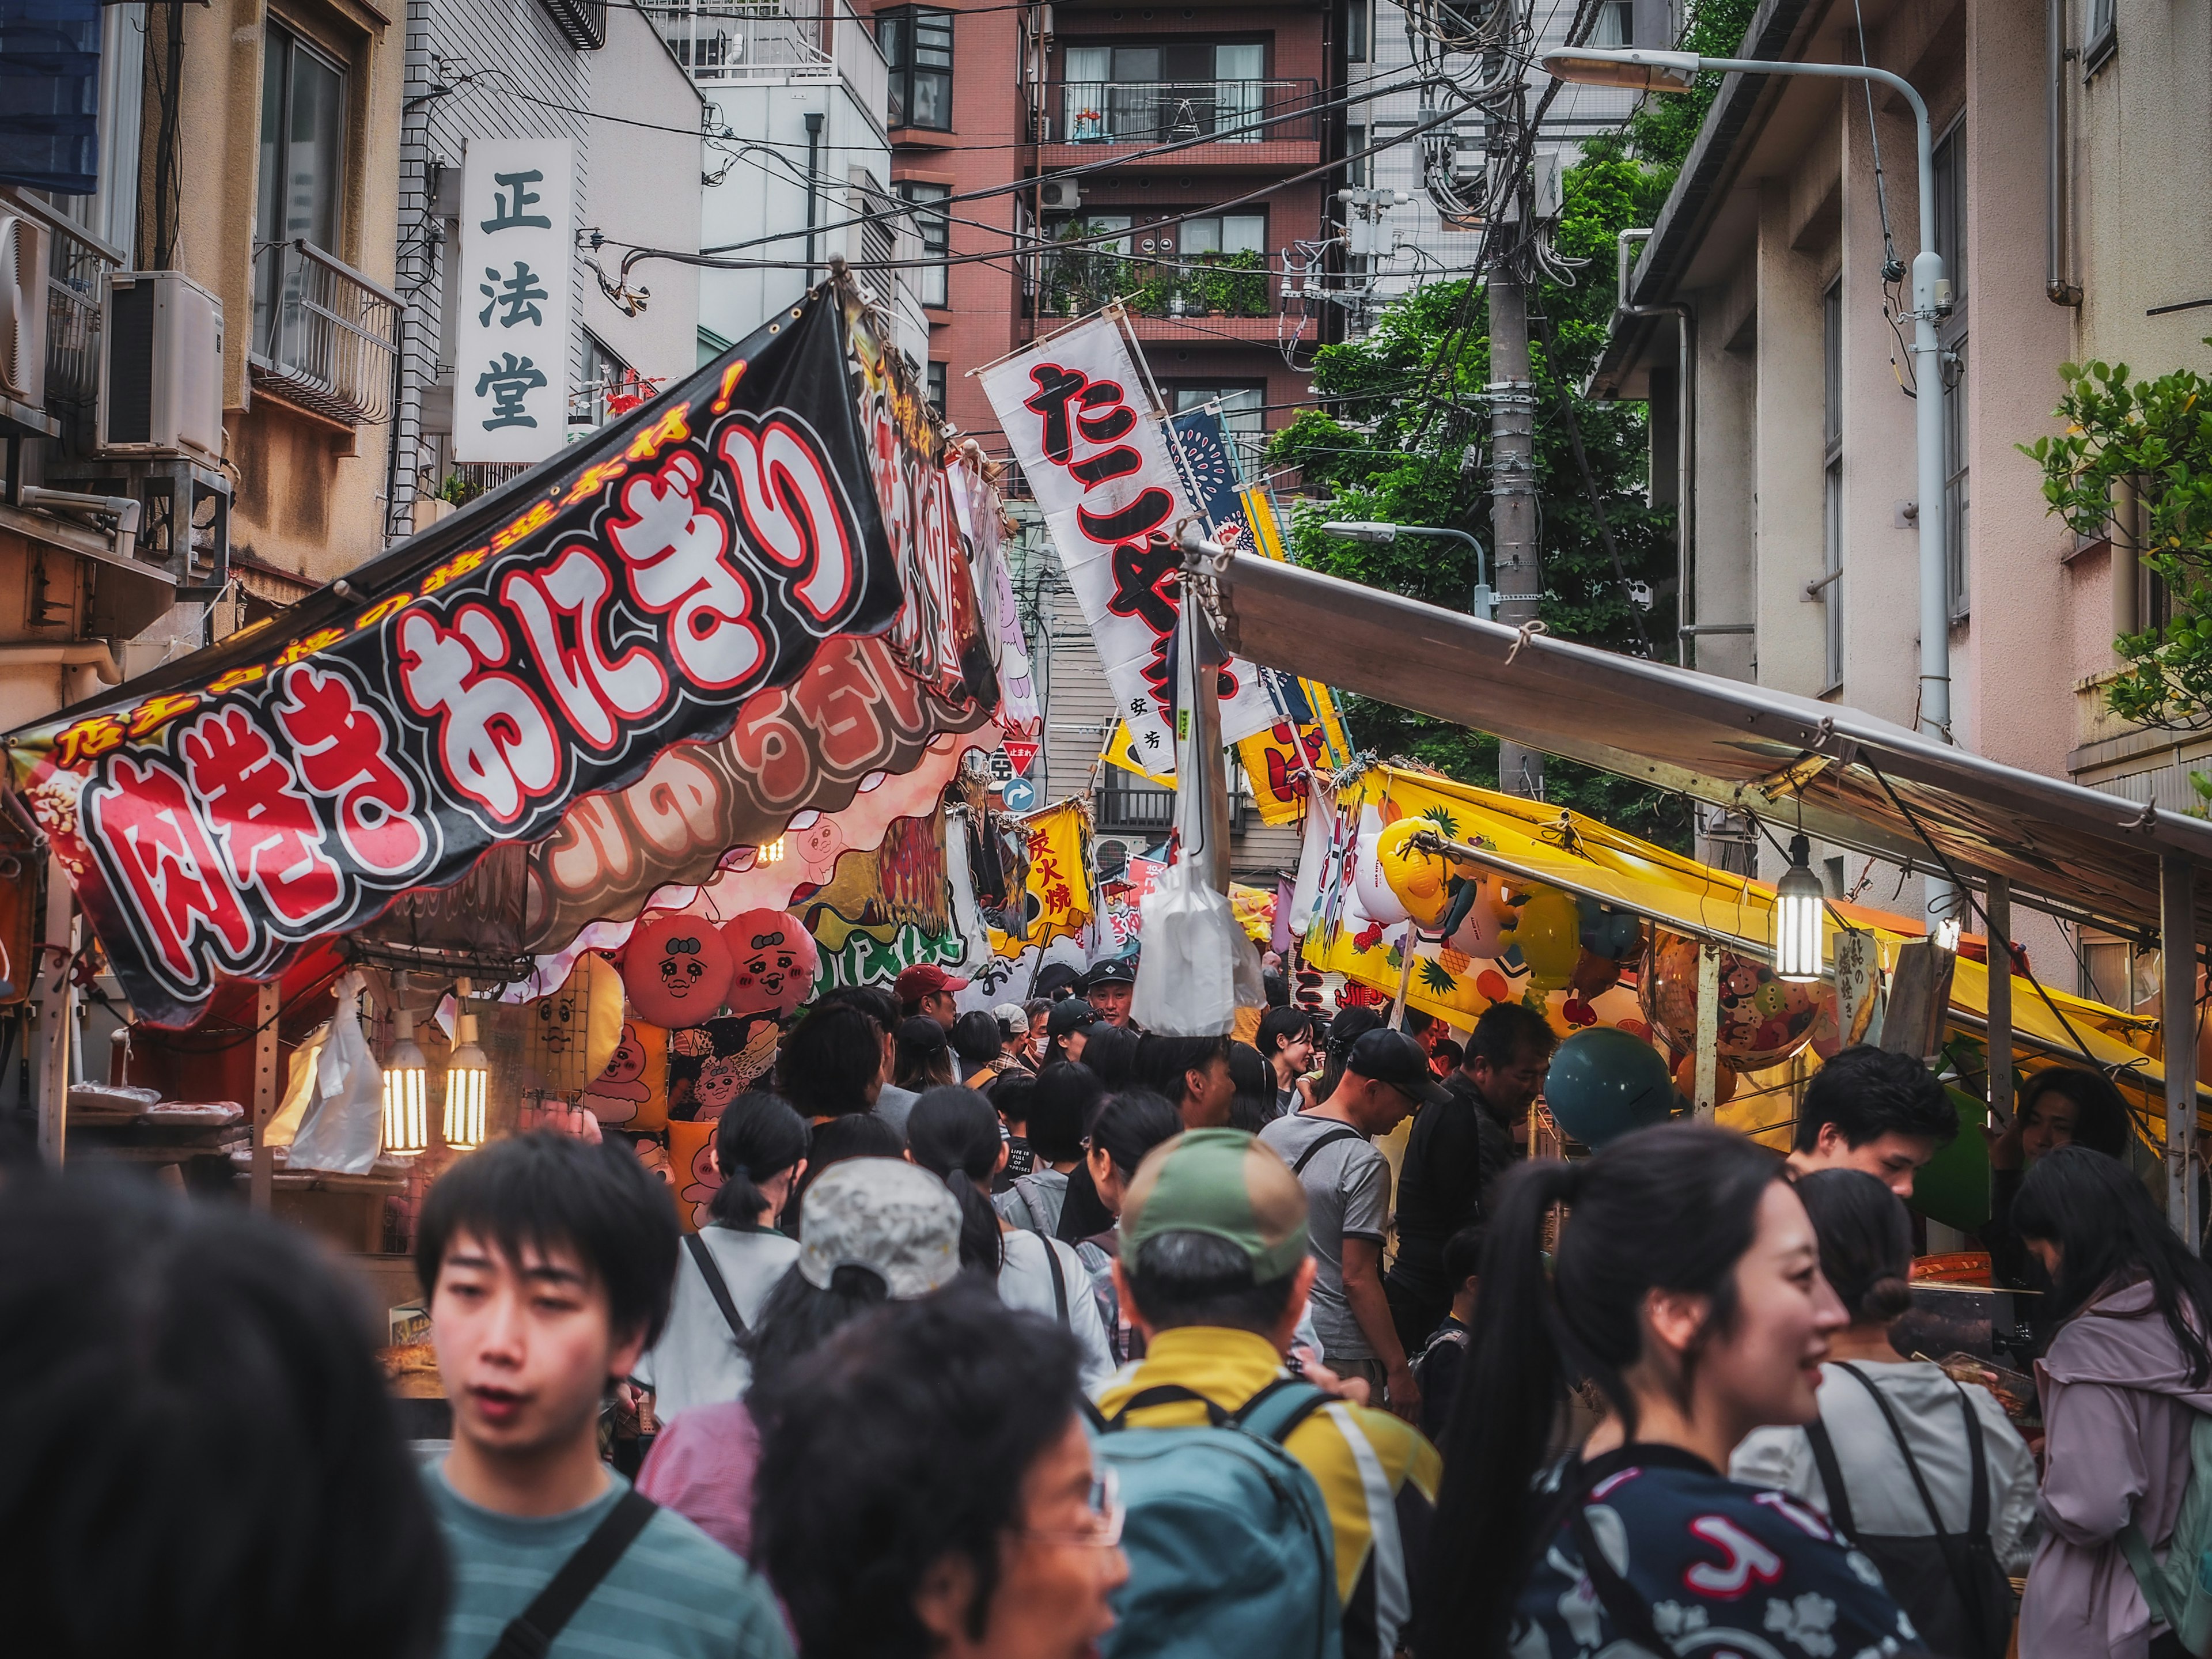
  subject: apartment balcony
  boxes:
[1037,79,1321,171]
[1025,248,1293,344]
[248,238,402,428]
[646,0,885,106]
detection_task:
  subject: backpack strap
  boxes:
[1228,1376,1334,1446]
[1290,1124,1365,1177]
[1566,1500,1675,1655]
[1836,1363,1959,1543]
[683,1233,747,1346]
[1953,1378,1992,1539]
[1041,1234,1070,1327]
[485,1487,658,1659]
[1802,1416,1859,1541]
[1103,1384,1233,1430]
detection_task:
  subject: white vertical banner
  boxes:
[978,315,1280,766]
[454,137,574,463]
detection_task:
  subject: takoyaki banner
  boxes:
[7,292,915,1027]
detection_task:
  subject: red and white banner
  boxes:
[979,315,1279,762]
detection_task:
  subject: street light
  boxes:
[1773,833,1825,982]
[1542,46,1952,762]
[1321,520,1496,619]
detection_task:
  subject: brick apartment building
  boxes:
[870,0,1353,470]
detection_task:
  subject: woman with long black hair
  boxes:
[2015,1146,2212,1658]
[1423,1122,1915,1659]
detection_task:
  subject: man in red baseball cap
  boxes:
[895,963,968,1029]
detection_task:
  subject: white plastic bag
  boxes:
[285,972,386,1175]
[1130,599,1262,1036]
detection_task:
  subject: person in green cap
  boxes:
[1095,1128,1441,1659]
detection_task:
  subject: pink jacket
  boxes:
[2020,1279,2212,1659]
[636,1400,761,1562]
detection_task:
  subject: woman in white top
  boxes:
[1733,1169,2039,1656]
[633,1092,806,1419]
[904,1083,1114,1387]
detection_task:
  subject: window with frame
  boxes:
[1820,279,1844,691]
[1592,0,1633,44]
[577,334,644,429]
[2085,0,2116,70]
[926,359,947,410]
[1172,213,1266,255]
[1061,43,1268,143]
[1345,122,1370,188]
[254,24,346,349]
[1934,120,1968,619]
[899,179,951,308]
[880,7,953,130]
[1172,383,1266,471]
[1347,0,1370,60]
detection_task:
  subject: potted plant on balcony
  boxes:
[1194,249,1267,318]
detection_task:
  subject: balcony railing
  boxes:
[1098,779,1175,833]
[44,215,120,452]
[645,0,831,79]
[1048,79,1320,145]
[249,238,402,427]
[1031,243,1275,322]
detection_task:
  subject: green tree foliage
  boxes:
[2024,352,2212,730]
[1266,0,1760,847]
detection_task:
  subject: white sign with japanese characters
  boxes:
[978,315,1280,766]
[454,138,574,463]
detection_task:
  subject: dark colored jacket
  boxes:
[1388,1071,1514,1307]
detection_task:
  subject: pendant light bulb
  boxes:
[445,978,490,1152]
[1774,832,1825,983]
[382,998,431,1158]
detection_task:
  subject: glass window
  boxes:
[1821,281,1843,691]
[1933,123,1966,311]
[926,359,947,410]
[1174,384,1266,472]
[899,179,950,308]
[2086,0,2116,62]
[1593,0,1633,44]
[1177,213,1266,255]
[254,25,345,353]
[1345,122,1369,188]
[1347,0,1370,60]
[577,334,642,429]
[880,7,953,131]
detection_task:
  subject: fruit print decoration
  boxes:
[721,909,820,1020]
[622,912,736,1028]
[1640,933,1831,1071]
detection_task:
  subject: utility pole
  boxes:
[1487,91,1542,798]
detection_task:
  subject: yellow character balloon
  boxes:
[1497,887,1583,993]
[1375,816,1475,928]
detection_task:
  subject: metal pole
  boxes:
[1489,277,1541,795]
[251,980,281,1213]
[32,850,73,1166]
[2161,851,2198,1246]
[1986,875,2014,1129]
[1694,939,1721,1118]
[802,111,824,287]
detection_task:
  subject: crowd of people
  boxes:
[6,950,2209,1659]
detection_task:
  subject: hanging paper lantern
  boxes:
[1546,1027,1676,1148]
[582,1018,670,1130]
[668,1119,721,1233]
[523,952,624,1098]
[623,912,735,1028]
[722,910,820,1019]
[1495,887,1582,993]
[1641,934,1830,1071]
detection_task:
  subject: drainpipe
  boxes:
[803,111,825,287]
[1615,228,1698,665]
[2047,0,2082,305]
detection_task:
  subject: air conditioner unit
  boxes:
[97,270,223,464]
[1039,179,1083,212]
[0,214,50,407]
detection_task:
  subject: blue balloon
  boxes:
[1545,1027,1677,1149]
[1575,895,1642,961]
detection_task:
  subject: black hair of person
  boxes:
[0,1175,448,1659]
[1126,1229,1300,1334]
[904,1085,1007,1277]
[1256,1004,1315,1059]
[741,1260,892,1397]
[1432,1037,1465,1073]
[709,1091,811,1227]
[785,1113,907,1236]
[1226,1040,1275,1133]
[893,1016,956,1092]
[1792,1043,1959,1153]
[950,1009,1004,1068]
[1318,1005,1385,1097]
[2018,1066,2134,1159]
[989,1068,1036,1128]
[1079,1021,1142,1089]
[2015,1145,2212,1384]
[417,1128,679,1347]
[817,982,900,1037]
[1466,999,1559,1070]
[1089,1087,1185,1181]
[1793,1169,1914,1324]
[1134,1032,1232,1104]
[778,1002,884,1118]
[1442,1221,1486,1291]
[1023,997,1054,1033]
[751,1283,1086,1659]
[1027,1061,1099,1164]
[1426,1122,1788,1659]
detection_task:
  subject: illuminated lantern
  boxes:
[622,912,736,1028]
[444,980,490,1152]
[381,998,430,1158]
[1495,887,1582,993]
[721,909,820,1019]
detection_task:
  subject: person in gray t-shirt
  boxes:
[1258,1027,1445,1423]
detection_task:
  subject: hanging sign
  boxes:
[7,291,901,1026]
[456,138,575,463]
[978,315,1279,765]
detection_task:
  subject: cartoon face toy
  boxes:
[722,909,820,1019]
[667,1015,781,1122]
[665,1120,718,1232]
[622,913,734,1028]
[633,1137,673,1190]
[582,1020,669,1130]
[679,1134,722,1230]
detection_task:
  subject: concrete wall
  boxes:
[586,6,703,391]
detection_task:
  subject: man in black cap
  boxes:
[1031,961,1081,1002]
[1083,955,1138,1029]
[1259,1027,1446,1422]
